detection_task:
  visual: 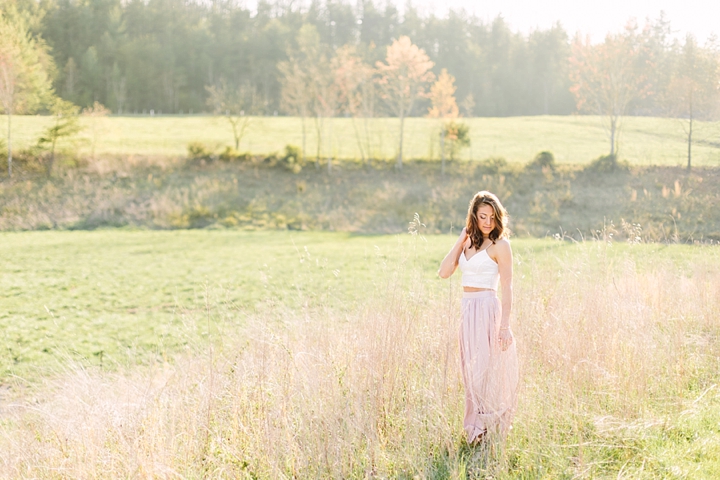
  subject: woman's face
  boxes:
[476,204,496,237]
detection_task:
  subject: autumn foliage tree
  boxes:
[334,45,375,165]
[0,7,54,176]
[570,25,652,165]
[427,68,464,172]
[376,36,435,169]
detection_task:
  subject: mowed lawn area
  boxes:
[1,230,719,477]
[4,114,720,166]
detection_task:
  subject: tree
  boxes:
[664,36,720,170]
[570,25,652,164]
[279,52,312,164]
[279,24,332,169]
[333,44,375,165]
[0,7,54,176]
[37,98,82,175]
[82,101,111,161]
[376,36,435,169]
[205,79,257,151]
[528,25,573,115]
[427,68,460,174]
[315,52,340,173]
[441,121,471,161]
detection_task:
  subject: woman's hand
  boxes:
[438,227,469,279]
[498,327,513,351]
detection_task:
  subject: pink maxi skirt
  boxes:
[459,291,519,443]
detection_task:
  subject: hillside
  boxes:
[0,155,717,241]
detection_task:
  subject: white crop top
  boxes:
[458,248,499,290]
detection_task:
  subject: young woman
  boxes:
[438,191,519,444]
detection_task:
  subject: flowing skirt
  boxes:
[459,291,519,443]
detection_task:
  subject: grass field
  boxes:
[1,231,719,477]
[3,114,720,166]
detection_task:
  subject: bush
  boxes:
[585,154,629,173]
[280,144,303,173]
[0,149,46,174]
[441,121,471,160]
[187,142,214,161]
[527,151,556,171]
[475,157,508,175]
[219,146,250,162]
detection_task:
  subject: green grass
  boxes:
[1,230,719,477]
[3,114,720,166]
[0,230,715,379]
[0,230,411,378]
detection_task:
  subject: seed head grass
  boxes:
[0,234,718,478]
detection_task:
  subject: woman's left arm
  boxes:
[495,239,514,350]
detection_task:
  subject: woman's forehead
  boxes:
[477,204,495,214]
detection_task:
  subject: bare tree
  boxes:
[279,57,311,164]
[316,76,340,173]
[82,101,111,161]
[664,35,720,170]
[570,24,652,164]
[205,79,255,151]
[281,24,330,168]
[376,36,435,169]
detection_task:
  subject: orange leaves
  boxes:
[427,69,459,119]
[375,36,435,115]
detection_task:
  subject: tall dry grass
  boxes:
[1,241,719,478]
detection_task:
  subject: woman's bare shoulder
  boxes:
[493,238,513,256]
[495,238,511,249]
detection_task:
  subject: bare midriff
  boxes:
[463,287,495,292]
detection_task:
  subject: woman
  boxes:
[438,191,519,444]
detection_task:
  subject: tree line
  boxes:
[5,0,582,116]
[2,0,720,172]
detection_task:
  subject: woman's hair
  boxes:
[466,191,508,248]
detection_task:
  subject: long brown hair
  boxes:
[466,191,508,249]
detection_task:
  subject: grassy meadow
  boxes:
[1,230,719,478]
[3,114,720,166]
[1,111,719,477]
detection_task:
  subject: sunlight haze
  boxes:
[421,0,718,43]
[248,0,719,43]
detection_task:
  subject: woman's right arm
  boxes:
[438,228,468,279]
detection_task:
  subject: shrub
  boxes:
[280,144,303,173]
[440,121,471,160]
[219,146,250,162]
[0,149,46,174]
[527,151,556,171]
[585,154,629,173]
[475,157,508,175]
[187,142,214,161]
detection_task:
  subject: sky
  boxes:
[413,0,718,43]
[248,0,719,44]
